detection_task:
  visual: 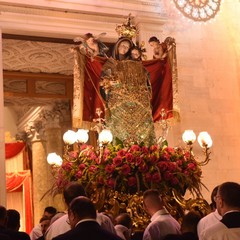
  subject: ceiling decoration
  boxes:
[3,39,74,75]
[173,0,222,22]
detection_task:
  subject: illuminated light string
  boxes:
[172,0,223,22]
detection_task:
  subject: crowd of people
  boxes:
[1,181,240,240]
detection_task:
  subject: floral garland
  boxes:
[54,143,203,197]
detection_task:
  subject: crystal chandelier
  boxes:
[173,0,222,22]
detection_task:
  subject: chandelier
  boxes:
[173,0,222,22]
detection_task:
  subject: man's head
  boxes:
[216,181,240,216]
[39,216,51,235]
[143,189,164,216]
[6,209,20,231]
[63,182,86,206]
[43,206,57,219]
[115,213,132,229]
[210,185,219,211]
[68,196,96,229]
[181,211,201,234]
[0,205,7,227]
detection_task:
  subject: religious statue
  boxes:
[71,15,179,146]
[100,34,156,146]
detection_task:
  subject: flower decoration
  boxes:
[55,144,203,197]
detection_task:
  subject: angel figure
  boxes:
[74,32,109,59]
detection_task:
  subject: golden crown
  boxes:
[115,14,138,39]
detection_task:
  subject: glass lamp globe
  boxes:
[98,129,113,145]
[198,131,213,148]
[63,130,77,145]
[47,153,63,166]
[182,130,196,145]
[76,129,89,144]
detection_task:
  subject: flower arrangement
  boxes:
[54,143,203,197]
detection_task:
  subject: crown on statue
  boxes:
[115,14,138,39]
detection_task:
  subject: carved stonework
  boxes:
[3,39,74,75]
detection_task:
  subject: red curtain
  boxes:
[6,171,33,234]
[82,57,173,122]
[5,142,25,159]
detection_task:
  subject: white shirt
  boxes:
[30,224,42,240]
[197,209,222,238]
[143,208,181,240]
[200,221,240,240]
[114,224,131,240]
[45,212,116,240]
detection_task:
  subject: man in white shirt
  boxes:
[197,185,222,237]
[45,182,116,240]
[114,213,132,240]
[142,189,181,240]
[30,206,57,240]
[200,181,240,240]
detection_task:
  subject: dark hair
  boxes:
[115,213,132,229]
[218,182,240,208]
[69,196,96,219]
[148,36,160,43]
[181,211,201,234]
[6,209,20,230]
[39,216,51,223]
[210,185,219,209]
[84,33,94,40]
[63,182,86,206]
[44,206,57,215]
[0,205,7,221]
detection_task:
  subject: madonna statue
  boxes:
[100,37,156,146]
[71,15,178,146]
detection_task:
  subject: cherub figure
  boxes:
[74,32,109,59]
[148,36,167,60]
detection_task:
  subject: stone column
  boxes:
[0,28,6,206]
[41,109,66,212]
[28,125,55,225]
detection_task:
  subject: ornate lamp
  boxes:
[47,152,63,166]
[182,130,212,166]
[98,129,113,162]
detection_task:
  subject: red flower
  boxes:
[113,156,123,166]
[158,162,168,172]
[69,151,78,158]
[107,178,115,188]
[89,165,98,173]
[105,164,115,173]
[121,164,131,176]
[125,153,134,163]
[152,172,161,183]
[187,163,196,170]
[78,163,86,170]
[130,145,141,152]
[145,173,152,182]
[138,164,148,173]
[128,176,137,186]
[76,170,82,178]
[117,149,127,157]
[171,177,179,185]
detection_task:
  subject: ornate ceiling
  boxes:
[3,38,74,131]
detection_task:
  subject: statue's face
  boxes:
[118,41,131,55]
[149,41,159,48]
[131,49,141,60]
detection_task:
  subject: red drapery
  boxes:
[82,57,173,122]
[5,142,25,159]
[6,171,33,234]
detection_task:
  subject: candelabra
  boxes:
[182,130,213,166]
